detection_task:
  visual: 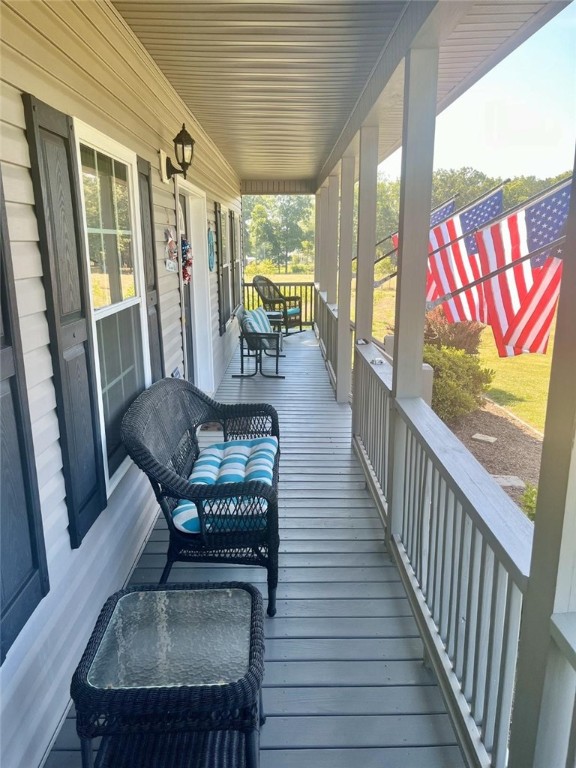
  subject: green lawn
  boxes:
[477,324,553,432]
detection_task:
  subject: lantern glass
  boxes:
[173,124,194,167]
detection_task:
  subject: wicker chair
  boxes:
[121,379,280,616]
[252,275,303,335]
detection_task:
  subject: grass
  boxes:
[477,322,553,432]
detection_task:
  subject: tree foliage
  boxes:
[243,195,314,272]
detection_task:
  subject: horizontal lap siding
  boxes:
[0,2,241,766]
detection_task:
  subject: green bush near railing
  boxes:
[423,344,495,425]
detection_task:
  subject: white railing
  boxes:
[353,341,534,768]
[314,288,338,389]
[533,613,576,767]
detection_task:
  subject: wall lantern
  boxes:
[165,124,195,180]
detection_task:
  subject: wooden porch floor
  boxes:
[47,331,465,768]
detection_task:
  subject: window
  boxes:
[78,131,149,485]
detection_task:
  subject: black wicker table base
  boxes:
[94,729,249,768]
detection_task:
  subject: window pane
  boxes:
[97,305,145,476]
[81,146,136,308]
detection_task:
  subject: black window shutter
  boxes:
[214,201,226,335]
[0,170,50,663]
[137,157,163,382]
[23,95,106,548]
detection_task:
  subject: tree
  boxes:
[275,195,312,273]
[244,194,314,272]
[249,202,279,265]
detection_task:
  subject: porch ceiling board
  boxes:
[111,0,565,188]
[111,0,410,183]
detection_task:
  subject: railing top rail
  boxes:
[395,396,532,589]
[551,613,576,672]
[316,291,339,318]
[355,342,393,390]
[242,280,314,287]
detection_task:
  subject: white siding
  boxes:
[0,2,243,766]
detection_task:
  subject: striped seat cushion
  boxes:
[242,307,272,335]
[172,436,278,534]
[241,307,282,351]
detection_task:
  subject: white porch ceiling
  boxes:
[112,1,569,191]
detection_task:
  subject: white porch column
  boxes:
[391,46,438,399]
[354,124,379,340]
[325,174,339,304]
[314,189,322,285]
[388,46,438,543]
[317,186,329,292]
[336,155,355,403]
[509,170,576,768]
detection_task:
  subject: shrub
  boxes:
[423,344,494,424]
[520,484,537,521]
[244,259,277,279]
[424,305,486,355]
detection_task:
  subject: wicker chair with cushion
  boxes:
[252,275,303,335]
[121,378,280,616]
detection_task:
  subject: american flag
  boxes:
[428,190,503,322]
[391,200,456,301]
[430,200,456,227]
[475,180,570,356]
[391,199,456,249]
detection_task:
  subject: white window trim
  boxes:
[73,120,152,495]
[175,178,215,393]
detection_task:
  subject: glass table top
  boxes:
[87,588,252,690]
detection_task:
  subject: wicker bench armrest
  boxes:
[217,400,280,439]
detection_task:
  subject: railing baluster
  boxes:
[439,488,454,643]
[493,581,523,768]
[432,477,446,627]
[446,497,462,659]
[455,514,472,681]
[463,527,482,702]
[424,466,438,600]
[483,560,507,753]
[472,541,493,724]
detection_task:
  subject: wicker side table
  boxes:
[71,582,265,768]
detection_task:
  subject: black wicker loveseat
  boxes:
[121,379,280,616]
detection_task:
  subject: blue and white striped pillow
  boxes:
[171,436,278,534]
[190,436,278,485]
[242,307,273,335]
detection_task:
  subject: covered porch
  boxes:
[2,3,575,768]
[47,329,465,767]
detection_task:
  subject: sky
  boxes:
[380,2,576,180]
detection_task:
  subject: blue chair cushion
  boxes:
[286,306,300,316]
[172,436,278,534]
